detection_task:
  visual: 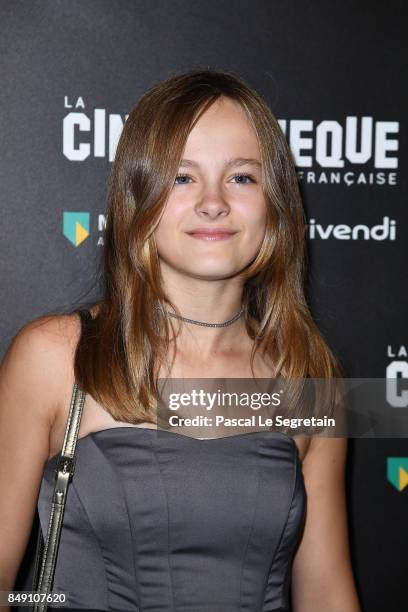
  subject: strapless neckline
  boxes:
[33,424,306,611]
[46,426,299,466]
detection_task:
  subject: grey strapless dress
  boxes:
[35,428,306,612]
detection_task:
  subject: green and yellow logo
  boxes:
[387,457,408,491]
[63,211,90,246]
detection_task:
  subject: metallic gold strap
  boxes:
[33,382,86,612]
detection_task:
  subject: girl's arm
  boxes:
[0,318,65,602]
[291,436,362,612]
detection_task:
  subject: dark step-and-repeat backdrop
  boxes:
[1,2,406,611]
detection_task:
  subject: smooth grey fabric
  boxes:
[36,428,306,611]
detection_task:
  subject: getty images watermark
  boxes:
[166,387,336,430]
[153,378,408,439]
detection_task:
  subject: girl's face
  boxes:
[154,96,267,281]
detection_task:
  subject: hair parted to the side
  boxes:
[73,69,343,424]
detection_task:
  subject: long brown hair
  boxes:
[73,69,343,424]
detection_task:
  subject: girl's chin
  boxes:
[158,258,244,279]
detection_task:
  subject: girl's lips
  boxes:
[187,231,237,241]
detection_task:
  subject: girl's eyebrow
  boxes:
[179,157,262,169]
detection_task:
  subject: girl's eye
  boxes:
[231,173,255,184]
[174,174,192,185]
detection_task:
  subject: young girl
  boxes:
[0,69,361,611]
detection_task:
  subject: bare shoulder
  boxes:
[6,311,82,364]
[1,311,83,426]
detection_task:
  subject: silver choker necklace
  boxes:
[157,305,245,328]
